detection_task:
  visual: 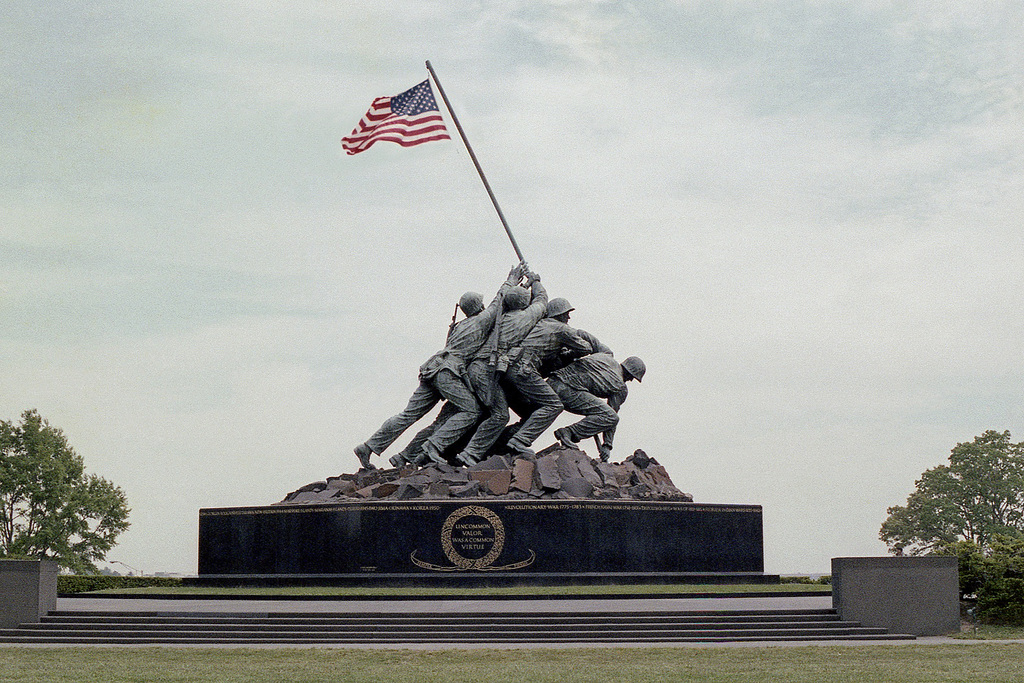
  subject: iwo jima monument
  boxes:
[195,63,768,586]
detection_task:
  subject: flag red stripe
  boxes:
[343,132,450,154]
[345,132,451,154]
[342,117,450,153]
[343,117,448,143]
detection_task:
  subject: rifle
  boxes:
[446,302,460,341]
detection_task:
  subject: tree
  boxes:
[880,430,1024,555]
[942,536,1024,624]
[0,409,130,573]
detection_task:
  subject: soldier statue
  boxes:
[353,265,524,470]
[549,353,646,462]
[455,270,547,465]
[498,297,595,455]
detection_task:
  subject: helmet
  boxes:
[621,356,646,383]
[546,297,574,318]
[503,286,531,311]
[459,291,484,317]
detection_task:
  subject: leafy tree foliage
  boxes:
[975,535,1024,625]
[0,410,130,572]
[942,536,1024,625]
[941,540,989,599]
[880,430,1024,555]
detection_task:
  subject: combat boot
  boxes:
[353,443,376,470]
[554,427,578,450]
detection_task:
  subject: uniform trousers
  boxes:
[365,369,480,455]
[503,364,564,450]
[547,377,619,440]
[460,359,510,459]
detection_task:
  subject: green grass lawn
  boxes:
[80,583,830,597]
[2,645,1024,683]
[954,625,1024,640]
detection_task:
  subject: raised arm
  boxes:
[523,270,548,325]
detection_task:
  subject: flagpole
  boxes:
[425,60,527,265]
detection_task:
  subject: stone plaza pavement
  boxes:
[0,593,995,649]
[58,593,836,615]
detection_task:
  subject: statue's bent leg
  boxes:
[364,381,441,455]
[505,368,563,450]
[459,361,509,461]
[426,370,482,453]
[554,383,618,441]
[397,402,458,464]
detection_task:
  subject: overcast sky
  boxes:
[3,1,1023,576]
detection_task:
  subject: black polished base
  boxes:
[197,499,766,584]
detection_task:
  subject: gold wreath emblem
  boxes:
[441,505,504,569]
[410,505,536,572]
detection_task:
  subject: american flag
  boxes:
[341,79,451,155]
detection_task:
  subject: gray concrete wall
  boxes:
[832,556,959,636]
[0,559,59,628]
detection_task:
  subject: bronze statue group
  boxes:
[354,264,645,471]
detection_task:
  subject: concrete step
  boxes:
[28,618,851,630]
[41,610,839,622]
[0,608,916,644]
[5,624,894,636]
[38,613,844,626]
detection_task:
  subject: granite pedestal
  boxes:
[1,560,58,628]
[195,499,768,586]
[832,556,960,636]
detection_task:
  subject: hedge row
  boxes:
[779,575,831,585]
[57,575,184,593]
